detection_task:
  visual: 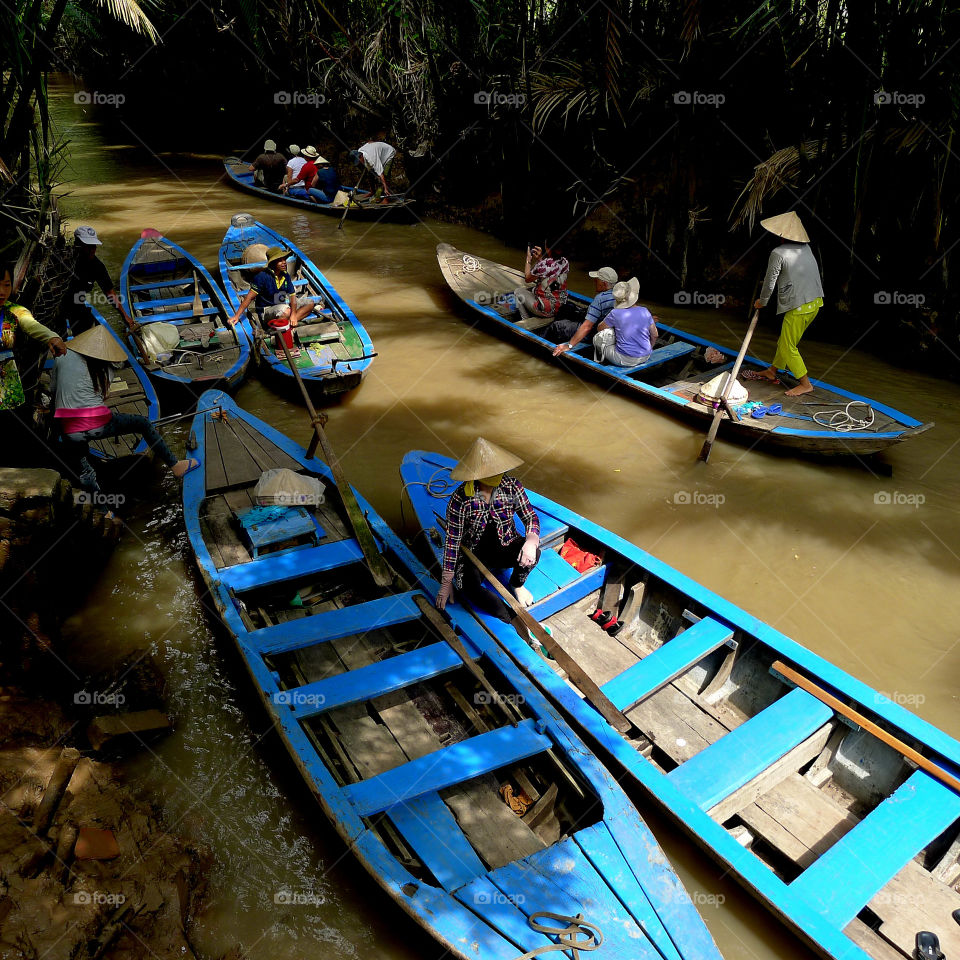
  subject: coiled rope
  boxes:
[399,467,458,530]
[809,400,876,432]
[512,912,603,960]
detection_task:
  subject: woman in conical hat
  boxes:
[436,437,541,620]
[743,211,824,397]
[52,324,198,493]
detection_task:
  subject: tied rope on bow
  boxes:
[512,912,603,960]
[461,255,482,272]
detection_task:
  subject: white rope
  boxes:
[461,255,482,273]
[810,400,876,432]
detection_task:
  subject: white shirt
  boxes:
[358,142,396,176]
[287,156,307,181]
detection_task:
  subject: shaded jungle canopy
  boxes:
[3,0,958,373]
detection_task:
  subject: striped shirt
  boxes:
[442,476,540,584]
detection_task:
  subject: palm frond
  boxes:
[91,0,159,42]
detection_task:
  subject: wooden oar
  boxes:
[697,309,760,463]
[461,545,633,735]
[276,335,392,588]
[337,168,366,230]
[772,660,960,794]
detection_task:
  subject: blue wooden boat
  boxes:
[437,243,933,458]
[401,449,960,960]
[120,231,249,398]
[218,215,374,398]
[222,158,416,221]
[182,391,723,960]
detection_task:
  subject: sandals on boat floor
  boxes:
[588,607,622,636]
[742,370,780,383]
[916,931,945,960]
[275,349,301,360]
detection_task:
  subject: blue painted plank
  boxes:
[535,548,581,591]
[527,564,606,621]
[667,688,833,810]
[790,770,960,928]
[137,306,221,322]
[487,855,584,920]
[574,822,683,960]
[342,720,551,817]
[129,278,198,292]
[619,340,696,374]
[220,538,364,593]
[134,294,211,309]
[386,793,484,892]
[601,617,735,711]
[244,590,424,656]
[284,641,468,719]
[454,877,559,956]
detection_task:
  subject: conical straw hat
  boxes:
[67,324,127,363]
[450,437,523,481]
[760,211,809,243]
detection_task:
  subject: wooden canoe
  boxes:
[401,449,960,960]
[436,243,934,457]
[120,233,249,398]
[218,215,374,397]
[182,391,723,960]
[222,158,416,221]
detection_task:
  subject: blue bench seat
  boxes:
[129,278,197,292]
[137,306,221,322]
[219,538,363,593]
[790,770,960,928]
[284,641,471,719]
[244,590,425,656]
[527,564,606,621]
[341,719,551,817]
[601,617,735,711]
[666,688,833,810]
[134,294,212,310]
[620,340,696,375]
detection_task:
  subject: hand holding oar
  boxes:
[276,336,392,588]
[461,544,634,735]
[698,309,760,463]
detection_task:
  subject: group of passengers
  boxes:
[513,248,658,368]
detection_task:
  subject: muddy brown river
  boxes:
[50,78,960,960]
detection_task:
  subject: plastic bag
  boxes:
[139,322,181,362]
[254,468,325,507]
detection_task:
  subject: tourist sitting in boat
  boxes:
[51,325,196,491]
[549,265,618,353]
[593,277,657,367]
[281,146,334,203]
[435,437,540,621]
[513,245,570,322]
[349,141,397,203]
[226,246,319,358]
[744,211,824,397]
[65,226,135,336]
[307,155,340,204]
[249,139,287,193]
[283,144,306,189]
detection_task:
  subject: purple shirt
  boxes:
[604,306,655,358]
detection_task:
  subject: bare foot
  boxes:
[171,458,199,478]
[784,384,814,396]
[514,585,534,608]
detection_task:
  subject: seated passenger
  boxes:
[308,157,339,204]
[435,437,540,622]
[250,140,287,192]
[592,278,657,367]
[283,144,306,191]
[548,265,618,352]
[281,145,320,200]
[513,245,569,322]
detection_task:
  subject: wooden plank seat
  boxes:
[527,564,606,621]
[134,294,212,310]
[129,278,196,292]
[138,306,220,322]
[245,591,425,656]
[666,688,834,810]
[789,770,960,929]
[284,641,472,720]
[236,506,319,557]
[219,538,364,593]
[525,548,581,597]
[619,340,696,375]
[341,719,552,817]
[387,793,485,892]
[601,617,736,711]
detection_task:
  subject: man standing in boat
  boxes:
[349,141,397,204]
[436,437,541,621]
[743,211,824,397]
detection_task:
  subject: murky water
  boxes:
[50,78,960,960]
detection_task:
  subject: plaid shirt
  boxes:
[442,475,540,584]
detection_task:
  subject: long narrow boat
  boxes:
[437,243,933,457]
[120,231,249,398]
[218,215,374,397]
[183,391,724,960]
[401,449,960,960]
[222,158,416,221]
